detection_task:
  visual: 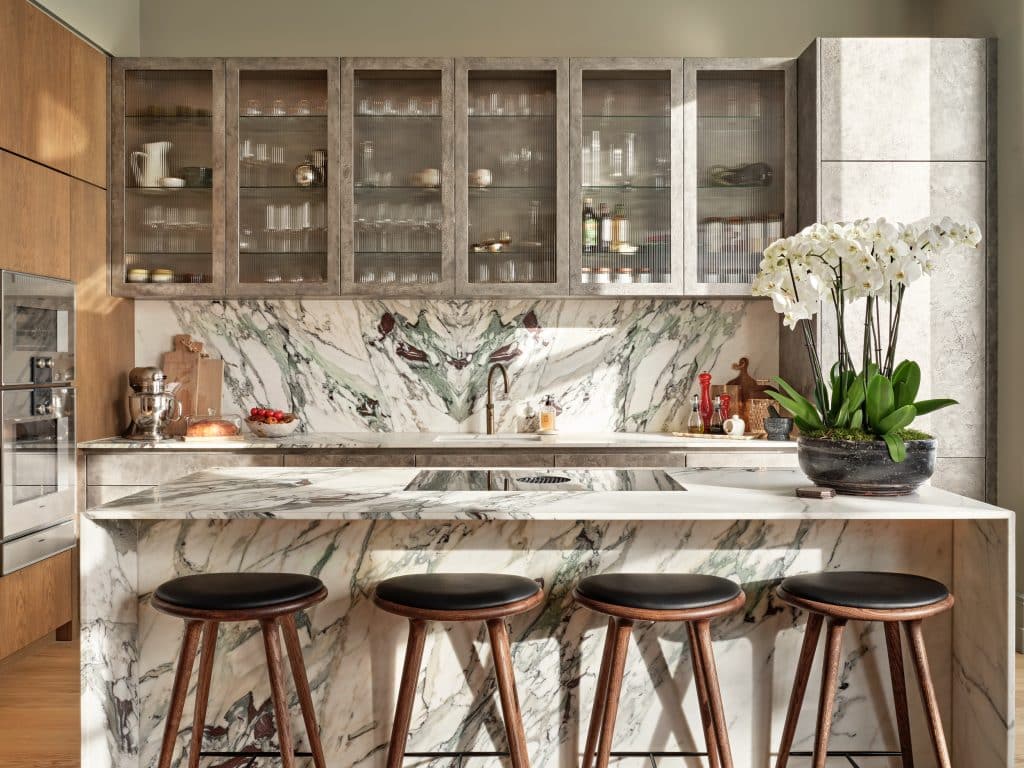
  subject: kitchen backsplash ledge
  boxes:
[134,299,778,433]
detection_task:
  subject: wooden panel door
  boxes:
[0,149,71,278]
[71,178,134,441]
[0,0,107,187]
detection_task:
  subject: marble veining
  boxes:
[134,299,779,434]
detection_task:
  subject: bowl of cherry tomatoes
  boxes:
[245,407,300,438]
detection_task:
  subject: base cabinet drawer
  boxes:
[554,452,687,468]
[283,453,414,467]
[414,453,554,468]
[685,451,799,469]
[86,452,283,485]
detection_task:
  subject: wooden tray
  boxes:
[671,432,757,441]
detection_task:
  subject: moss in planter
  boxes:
[802,427,933,442]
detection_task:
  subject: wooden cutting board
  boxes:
[161,335,224,434]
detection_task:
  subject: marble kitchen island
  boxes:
[81,467,1013,768]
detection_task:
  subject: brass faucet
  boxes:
[485,363,510,435]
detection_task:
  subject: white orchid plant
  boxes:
[751,216,982,461]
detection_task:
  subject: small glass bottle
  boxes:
[687,394,704,434]
[539,395,558,433]
[710,396,725,435]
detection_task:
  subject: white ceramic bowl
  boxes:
[245,417,300,438]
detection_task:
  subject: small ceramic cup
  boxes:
[723,416,746,437]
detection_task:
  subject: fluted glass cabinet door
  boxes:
[346,59,454,297]
[111,59,226,297]
[456,58,569,297]
[226,59,341,296]
[569,59,683,295]
[683,58,795,296]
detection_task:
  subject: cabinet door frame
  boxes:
[568,57,684,296]
[455,57,570,298]
[225,57,342,297]
[682,57,796,297]
[342,57,455,298]
[110,58,227,298]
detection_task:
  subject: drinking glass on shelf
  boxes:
[406,97,421,116]
[358,97,372,115]
[255,143,269,186]
[427,97,440,116]
[265,203,277,252]
[489,92,502,115]
[271,146,286,186]
[271,98,287,116]
[518,93,531,116]
[293,98,312,116]
[244,99,262,116]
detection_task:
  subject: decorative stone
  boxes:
[798,436,936,496]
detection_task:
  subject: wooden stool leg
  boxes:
[187,621,219,768]
[693,619,735,768]
[904,620,952,768]
[386,619,427,768]
[810,618,846,768]
[884,622,915,768]
[281,613,328,768]
[157,620,203,768]
[487,618,531,768]
[595,618,633,768]
[775,612,824,768]
[581,617,616,768]
[686,621,721,768]
[261,618,296,768]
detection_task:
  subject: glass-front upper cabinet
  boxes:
[684,58,795,295]
[226,59,341,296]
[346,59,453,296]
[111,60,225,297]
[456,59,568,297]
[570,59,683,295]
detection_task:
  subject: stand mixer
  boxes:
[124,367,181,440]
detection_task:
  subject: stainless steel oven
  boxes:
[1,387,76,573]
[0,271,76,575]
[1,271,75,387]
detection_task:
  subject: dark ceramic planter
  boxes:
[797,436,936,496]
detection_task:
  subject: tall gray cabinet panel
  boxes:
[797,37,994,503]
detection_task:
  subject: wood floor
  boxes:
[0,639,1022,766]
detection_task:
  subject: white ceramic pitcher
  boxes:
[130,141,172,187]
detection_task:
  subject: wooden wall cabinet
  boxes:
[226,58,342,296]
[0,0,107,188]
[569,58,683,295]
[345,58,455,297]
[683,58,796,296]
[0,149,72,279]
[455,57,570,297]
[111,58,226,297]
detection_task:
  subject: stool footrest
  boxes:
[199,750,316,757]
[790,749,902,767]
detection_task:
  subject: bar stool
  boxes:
[152,572,328,768]
[774,570,955,768]
[374,573,545,768]
[574,573,746,768]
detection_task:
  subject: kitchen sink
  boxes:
[433,433,544,444]
[404,468,685,492]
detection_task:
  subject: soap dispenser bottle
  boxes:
[539,395,558,434]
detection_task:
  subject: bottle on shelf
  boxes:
[599,202,612,251]
[698,371,713,427]
[710,396,725,435]
[687,394,704,434]
[583,197,598,253]
[612,203,629,251]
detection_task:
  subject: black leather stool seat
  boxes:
[376,573,540,612]
[780,571,949,610]
[576,573,742,611]
[154,572,325,612]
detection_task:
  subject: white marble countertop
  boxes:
[78,431,797,451]
[84,466,1008,522]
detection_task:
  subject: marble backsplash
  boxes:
[134,299,778,433]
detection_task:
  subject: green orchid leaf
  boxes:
[766,390,822,428]
[794,415,820,433]
[866,374,894,430]
[849,409,863,430]
[912,398,958,416]
[892,362,920,408]
[829,361,841,389]
[878,404,917,435]
[883,432,907,463]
